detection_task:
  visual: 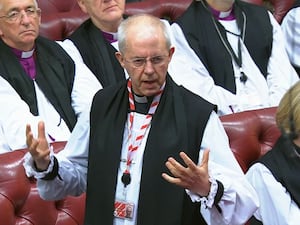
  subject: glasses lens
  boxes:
[4,8,40,22]
[128,55,167,68]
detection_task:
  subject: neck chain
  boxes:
[292,142,300,158]
[203,1,248,84]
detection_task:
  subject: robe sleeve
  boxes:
[196,112,259,225]
[246,163,300,224]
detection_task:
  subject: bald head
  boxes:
[117,14,171,54]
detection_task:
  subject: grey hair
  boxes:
[117,14,172,54]
[0,0,39,10]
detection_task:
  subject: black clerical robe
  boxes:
[85,75,216,225]
[259,136,300,208]
[176,0,273,94]
[68,19,126,87]
[293,0,300,8]
[0,36,76,131]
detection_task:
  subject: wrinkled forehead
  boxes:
[128,18,164,37]
[0,0,37,9]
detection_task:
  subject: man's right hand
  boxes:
[26,121,51,171]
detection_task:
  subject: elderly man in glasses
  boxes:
[0,0,101,153]
[24,14,258,225]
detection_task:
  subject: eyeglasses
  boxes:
[0,8,41,23]
[124,55,169,68]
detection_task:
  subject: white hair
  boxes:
[117,14,172,54]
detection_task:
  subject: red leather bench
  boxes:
[0,142,86,225]
[38,0,296,40]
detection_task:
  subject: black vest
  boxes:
[0,36,77,131]
[69,19,126,87]
[259,136,300,208]
[85,75,215,225]
[176,0,273,94]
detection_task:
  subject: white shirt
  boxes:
[246,163,300,225]
[24,109,259,225]
[281,6,300,68]
[0,53,102,153]
[167,12,299,115]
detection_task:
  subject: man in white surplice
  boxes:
[167,0,299,115]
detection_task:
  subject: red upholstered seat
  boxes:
[267,0,296,23]
[125,0,193,21]
[0,142,86,225]
[220,107,280,173]
[125,0,296,23]
[38,0,88,40]
[38,0,296,40]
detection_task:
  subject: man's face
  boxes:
[78,0,125,31]
[0,0,40,51]
[116,28,175,97]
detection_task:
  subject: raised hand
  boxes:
[162,149,211,197]
[26,121,51,171]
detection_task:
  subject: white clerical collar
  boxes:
[21,49,35,59]
[219,9,232,19]
[134,94,148,103]
[210,6,235,21]
[110,32,118,41]
[12,48,35,59]
[102,31,118,43]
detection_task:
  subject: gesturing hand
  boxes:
[26,121,51,171]
[162,149,211,197]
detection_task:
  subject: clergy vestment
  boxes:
[246,136,300,225]
[24,75,259,225]
[167,0,299,115]
[68,19,126,87]
[0,36,76,131]
[86,75,213,225]
[0,36,101,152]
[281,0,300,76]
[259,136,300,208]
[175,0,272,93]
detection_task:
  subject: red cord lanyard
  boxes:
[121,79,164,187]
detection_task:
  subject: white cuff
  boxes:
[186,176,218,208]
[23,146,55,179]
